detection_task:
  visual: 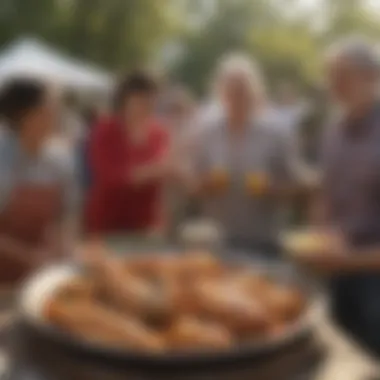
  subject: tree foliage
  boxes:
[0,0,175,72]
[0,0,379,91]
[173,0,380,94]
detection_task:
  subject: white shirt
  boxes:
[270,102,308,132]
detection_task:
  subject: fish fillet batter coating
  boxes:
[192,280,272,335]
[54,277,95,301]
[44,299,165,352]
[85,251,174,319]
[45,245,306,353]
[167,316,233,350]
[259,285,305,322]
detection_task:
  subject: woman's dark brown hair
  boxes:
[0,77,47,129]
[113,70,159,111]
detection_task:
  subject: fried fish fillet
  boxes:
[44,298,165,352]
[167,316,233,350]
[192,280,272,336]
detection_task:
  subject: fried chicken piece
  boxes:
[44,298,165,352]
[261,285,305,322]
[226,271,272,297]
[82,249,173,320]
[54,277,95,301]
[267,323,287,339]
[167,316,233,351]
[105,268,174,320]
[161,276,199,316]
[227,272,305,323]
[124,255,168,278]
[178,251,224,277]
[193,280,272,336]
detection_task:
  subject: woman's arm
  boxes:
[92,123,175,187]
[130,128,175,185]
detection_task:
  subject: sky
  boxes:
[300,0,380,12]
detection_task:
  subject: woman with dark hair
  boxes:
[85,71,181,237]
[0,78,75,284]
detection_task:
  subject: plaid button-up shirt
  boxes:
[322,103,380,247]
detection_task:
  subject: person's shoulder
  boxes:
[0,130,16,161]
[92,117,118,137]
[43,138,75,177]
[0,131,8,153]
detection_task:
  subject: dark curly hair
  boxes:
[114,70,159,111]
[0,77,47,130]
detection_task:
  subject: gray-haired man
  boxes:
[313,36,380,358]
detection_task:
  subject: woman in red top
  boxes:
[85,71,177,236]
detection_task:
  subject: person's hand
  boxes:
[202,169,229,195]
[245,173,271,197]
[303,249,349,275]
[298,230,350,275]
[131,159,183,185]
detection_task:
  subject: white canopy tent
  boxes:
[0,38,113,93]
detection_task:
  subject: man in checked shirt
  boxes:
[310,36,380,359]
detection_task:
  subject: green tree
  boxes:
[0,0,61,46]
[0,0,176,71]
[324,0,380,40]
[249,25,320,88]
[173,0,319,94]
[173,0,272,94]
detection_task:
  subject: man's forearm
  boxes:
[343,247,380,273]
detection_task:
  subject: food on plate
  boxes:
[260,285,305,322]
[167,316,233,350]
[228,271,272,296]
[54,277,95,301]
[192,280,271,336]
[282,229,332,257]
[45,298,164,351]
[43,249,306,354]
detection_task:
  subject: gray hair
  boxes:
[326,36,380,72]
[214,52,266,101]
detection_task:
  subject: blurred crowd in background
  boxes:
[0,33,375,251]
[0,52,318,241]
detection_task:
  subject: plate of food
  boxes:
[16,246,315,372]
[281,229,334,260]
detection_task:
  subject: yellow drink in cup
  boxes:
[245,172,269,196]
